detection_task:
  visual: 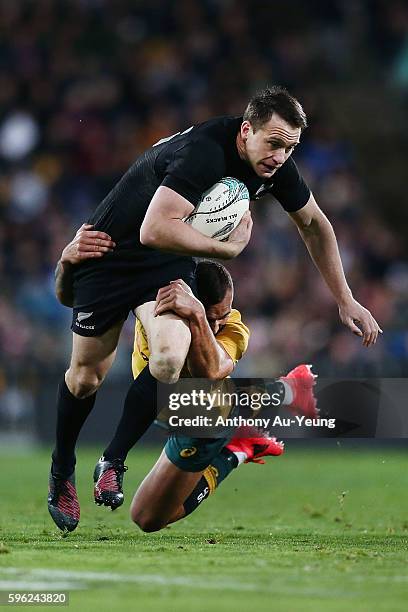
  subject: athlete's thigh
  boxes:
[135,301,191,359]
[70,319,125,373]
[130,450,202,524]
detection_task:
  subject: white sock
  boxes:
[281,380,294,405]
[233,451,247,466]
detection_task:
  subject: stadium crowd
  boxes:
[0,0,407,431]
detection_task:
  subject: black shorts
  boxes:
[71,247,196,337]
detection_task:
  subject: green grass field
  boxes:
[1,446,407,611]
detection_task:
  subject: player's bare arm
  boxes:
[187,308,234,379]
[154,279,234,379]
[140,186,252,260]
[55,224,115,307]
[289,195,382,347]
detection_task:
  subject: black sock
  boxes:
[103,367,157,462]
[183,448,238,517]
[52,377,97,478]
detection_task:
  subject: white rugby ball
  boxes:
[184,177,249,240]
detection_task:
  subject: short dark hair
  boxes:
[243,86,307,132]
[196,260,233,308]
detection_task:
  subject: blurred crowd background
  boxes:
[0,0,407,439]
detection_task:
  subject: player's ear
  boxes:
[241,121,252,140]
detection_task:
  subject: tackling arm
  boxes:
[55,261,75,308]
[154,280,234,379]
[187,311,234,379]
[55,224,115,307]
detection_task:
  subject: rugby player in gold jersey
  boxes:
[55,226,316,532]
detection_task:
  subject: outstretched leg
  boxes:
[130,433,284,533]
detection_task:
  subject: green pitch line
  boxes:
[1,447,408,611]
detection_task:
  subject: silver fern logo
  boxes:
[77,312,93,323]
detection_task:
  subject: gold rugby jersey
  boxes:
[132,308,249,379]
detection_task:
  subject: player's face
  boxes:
[205,289,233,335]
[240,114,301,178]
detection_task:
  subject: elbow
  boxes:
[298,226,315,241]
[300,216,331,239]
[140,224,159,247]
[298,218,315,236]
[140,217,169,247]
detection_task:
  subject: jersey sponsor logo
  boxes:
[179,447,197,458]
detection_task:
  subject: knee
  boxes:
[149,353,184,384]
[130,506,165,533]
[135,517,165,533]
[66,367,105,399]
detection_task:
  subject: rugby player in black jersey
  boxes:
[48,86,381,532]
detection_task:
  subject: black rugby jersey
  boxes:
[88,116,310,245]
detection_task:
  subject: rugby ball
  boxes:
[184,177,249,240]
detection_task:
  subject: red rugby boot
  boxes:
[280,364,318,418]
[226,432,284,464]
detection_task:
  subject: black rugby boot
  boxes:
[93,457,128,510]
[48,470,80,532]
